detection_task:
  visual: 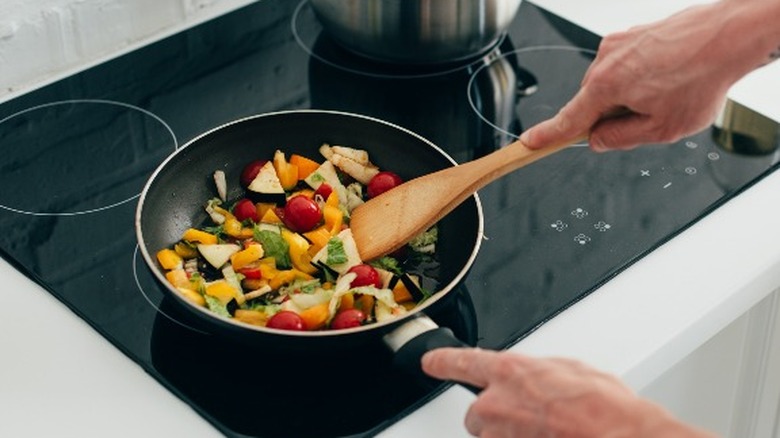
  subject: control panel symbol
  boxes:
[574,233,591,245]
[594,221,611,232]
[550,220,568,232]
[571,207,588,219]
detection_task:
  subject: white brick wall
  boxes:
[0,0,256,102]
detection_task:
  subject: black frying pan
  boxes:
[136,110,483,384]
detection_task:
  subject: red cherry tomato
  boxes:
[282,195,322,232]
[347,264,382,288]
[238,266,262,279]
[367,171,403,198]
[313,183,333,201]
[266,311,306,331]
[240,160,268,187]
[330,308,366,330]
[233,198,259,222]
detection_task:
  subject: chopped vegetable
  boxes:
[155,146,443,331]
[213,170,227,201]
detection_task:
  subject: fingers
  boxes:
[519,87,608,150]
[588,112,651,152]
[421,347,495,389]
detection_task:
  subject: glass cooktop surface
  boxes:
[1,1,778,437]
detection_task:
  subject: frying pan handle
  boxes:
[388,319,481,394]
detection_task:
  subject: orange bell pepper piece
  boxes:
[289,154,321,180]
[339,292,355,310]
[392,281,414,304]
[299,302,330,330]
[261,207,283,224]
[156,249,183,270]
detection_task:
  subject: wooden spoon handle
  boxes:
[445,136,581,203]
[351,135,585,260]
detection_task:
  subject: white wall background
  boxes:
[0,0,255,102]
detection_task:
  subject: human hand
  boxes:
[519,0,780,152]
[422,348,714,437]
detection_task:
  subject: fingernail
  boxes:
[590,136,606,153]
[519,130,531,145]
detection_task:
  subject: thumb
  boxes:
[519,89,602,149]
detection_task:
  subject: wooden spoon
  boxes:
[350,136,584,260]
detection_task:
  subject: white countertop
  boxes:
[2,1,780,437]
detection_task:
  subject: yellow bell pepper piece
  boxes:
[322,204,343,235]
[176,287,206,307]
[223,215,243,238]
[269,269,298,290]
[182,228,218,245]
[230,244,264,271]
[205,280,243,305]
[156,249,183,270]
[281,229,318,274]
[303,226,332,256]
[268,268,314,290]
[273,150,299,191]
[173,242,198,259]
[165,269,190,288]
[234,309,268,326]
[325,191,339,207]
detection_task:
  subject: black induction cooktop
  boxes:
[1,1,778,437]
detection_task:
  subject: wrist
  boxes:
[718,0,780,71]
[635,401,716,438]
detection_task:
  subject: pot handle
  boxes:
[384,315,481,394]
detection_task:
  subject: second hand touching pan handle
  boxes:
[384,315,481,394]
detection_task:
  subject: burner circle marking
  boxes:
[466,46,596,147]
[133,245,209,334]
[0,99,177,216]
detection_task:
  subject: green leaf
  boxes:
[326,237,348,265]
[254,228,292,269]
[204,295,231,317]
[369,256,403,276]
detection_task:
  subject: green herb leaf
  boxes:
[254,228,292,269]
[369,256,403,276]
[204,295,231,317]
[326,237,348,265]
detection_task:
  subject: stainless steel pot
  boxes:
[309,0,523,64]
